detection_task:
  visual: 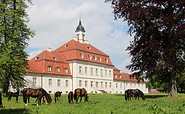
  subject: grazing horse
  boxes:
[74,88,88,104]
[54,91,62,103]
[125,89,145,101]
[22,88,52,106]
[8,91,19,103]
[68,91,74,104]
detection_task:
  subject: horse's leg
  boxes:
[80,96,82,102]
[76,96,79,104]
[54,96,56,103]
[37,97,41,106]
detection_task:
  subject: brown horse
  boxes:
[8,91,19,103]
[68,91,74,104]
[54,91,62,103]
[74,88,88,103]
[22,88,52,106]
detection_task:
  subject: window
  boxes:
[65,80,69,87]
[91,81,93,87]
[109,70,112,77]
[88,55,92,60]
[85,81,88,87]
[80,53,84,58]
[33,77,36,87]
[120,83,122,88]
[49,79,52,86]
[105,70,107,77]
[99,57,102,62]
[101,82,103,88]
[105,82,107,88]
[91,68,93,75]
[64,68,68,73]
[116,83,118,88]
[96,68,98,76]
[105,58,108,63]
[48,66,52,72]
[57,79,60,86]
[96,82,98,88]
[94,56,97,61]
[85,67,87,74]
[101,69,103,77]
[79,80,82,87]
[79,66,82,74]
[53,57,57,60]
[109,82,112,88]
[56,67,60,72]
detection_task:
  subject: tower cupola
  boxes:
[75,18,85,43]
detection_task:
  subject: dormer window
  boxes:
[87,47,90,50]
[99,57,102,62]
[94,56,97,61]
[64,68,68,73]
[65,44,68,47]
[80,53,84,58]
[56,67,60,72]
[48,66,52,72]
[88,55,92,60]
[53,57,57,60]
[35,57,39,60]
[105,58,108,63]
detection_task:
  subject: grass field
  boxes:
[0,93,185,114]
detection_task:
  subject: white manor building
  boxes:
[24,20,148,94]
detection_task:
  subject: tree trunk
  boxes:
[0,92,3,108]
[168,73,178,97]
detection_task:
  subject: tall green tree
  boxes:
[106,0,185,97]
[0,0,34,95]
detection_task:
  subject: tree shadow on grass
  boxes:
[0,108,30,114]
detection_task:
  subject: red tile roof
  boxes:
[113,67,142,83]
[27,50,71,76]
[54,39,113,66]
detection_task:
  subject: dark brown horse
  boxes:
[125,89,145,101]
[8,91,19,103]
[54,91,62,103]
[74,88,88,103]
[22,88,52,106]
[68,91,74,104]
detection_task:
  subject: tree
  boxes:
[0,0,34,95]
[106,0,185,97]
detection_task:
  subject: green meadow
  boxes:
[0,93,185,114]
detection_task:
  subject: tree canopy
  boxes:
[0,0,34,95]
[106,0,185,96]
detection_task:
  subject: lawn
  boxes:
[0,93,185,114]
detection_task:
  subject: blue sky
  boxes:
[26,0,133,73]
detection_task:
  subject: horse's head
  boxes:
[45,94,52,104]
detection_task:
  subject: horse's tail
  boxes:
[125,90,127,101]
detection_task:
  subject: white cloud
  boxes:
[26,0,133,72]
